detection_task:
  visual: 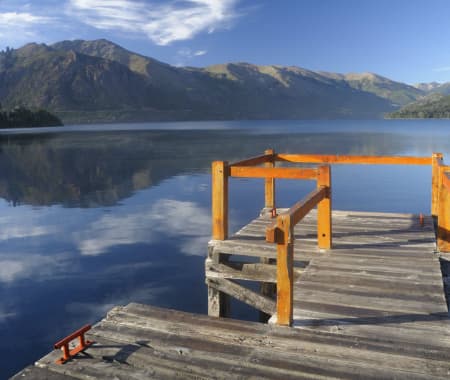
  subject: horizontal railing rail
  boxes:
[229,154,272,167]
[275,154,432,165]
[229,166,318,180]
[211,149,450,326]
[266,187,327,244]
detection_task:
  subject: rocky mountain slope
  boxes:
[0,39,428,123]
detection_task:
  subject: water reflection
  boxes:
[0,127,444,207]
[2,121,450,378]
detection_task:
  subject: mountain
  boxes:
[414,81,450,96]
[414,82,442,92]
[342,73,423,106]
[388,93,450,118]
[0,39,426,123]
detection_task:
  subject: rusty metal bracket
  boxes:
[54,324,94,364]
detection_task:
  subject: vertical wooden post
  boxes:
[431,153,443,217]
[317,165,332,249]
[276,214,293,326]
[212,161,228,240]
[264,149,275,210]
[261,150,276,322]
[207,247,230,317]
[438,168,450,252]
[209,161,230,317]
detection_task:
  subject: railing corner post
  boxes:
[264,148,276,211]
[317,165,332,250]
[212,160,229,240]
[437,166,450,252]
[432,152,443,217]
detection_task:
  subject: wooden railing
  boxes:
[211,150,450,326]
[265,170,331,325]
[433,153,450,251]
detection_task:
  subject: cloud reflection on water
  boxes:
[75,198,211,256]
[0,253,74,283]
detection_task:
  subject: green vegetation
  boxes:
[388,94,450,118]
[0,105,63,128]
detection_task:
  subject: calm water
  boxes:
[2,119,450,378]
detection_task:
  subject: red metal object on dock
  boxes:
[54,324,94,364]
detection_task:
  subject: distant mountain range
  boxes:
[0,39,446,123]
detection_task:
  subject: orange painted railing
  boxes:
[433,154,450,252]
[211,150,450,326]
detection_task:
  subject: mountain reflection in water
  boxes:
[0,128,435,207]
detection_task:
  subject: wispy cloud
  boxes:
[194,50,207,56]
[67,0,240,45]
[175,47,208,66]
[0,11,54,43]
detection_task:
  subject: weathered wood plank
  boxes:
[99,305,450,378]
[10,366,78,379]
[206,278,276,315]
[206,261,303,283]
[17,208,450,379]
[114,304,450,362]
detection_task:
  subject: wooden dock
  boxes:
[11,151,450,379]
[13,209,450,379]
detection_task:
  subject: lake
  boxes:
[2,119,450,378]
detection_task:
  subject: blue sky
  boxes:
[1,0,450,84]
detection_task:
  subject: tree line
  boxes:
[0,105,63,128]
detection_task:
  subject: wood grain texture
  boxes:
[276,153,432,165]
[317,165,332,249]
[27,300,450,379]
[230,166,317,180]
[211,161,228,240]
[431,153,443,216]
[264,148,275,210]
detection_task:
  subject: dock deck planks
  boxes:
[13,210,450,379]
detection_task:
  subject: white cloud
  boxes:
[176,47,208,66]
[0,12,50,26]
[194,50,207,56]
[67,0,240,45]
[0,11,54,42]
[75,199,211,256]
